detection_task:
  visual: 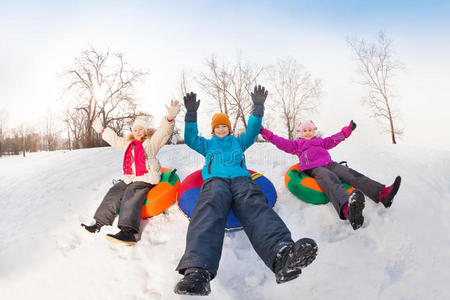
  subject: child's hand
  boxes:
[166,100,181,120]
[92,118,103,133]
[251,85,268,105]
[184,92,200,112]
[342,120,356,138]
[260,125,274,141]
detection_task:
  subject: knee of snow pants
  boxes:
[117,181,154,232]
[94,180,128,226]
[327,162,384,203]
[310,166,350,219]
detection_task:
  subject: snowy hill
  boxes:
[1,143,449,300]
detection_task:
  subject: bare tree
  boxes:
[267,58,322,140]
[347,31,404,144]
[43,109,58,151]
[172,70,191,144]
[63,107,84,150]
[197,56,231,115]
[0,108,8,156]
[15,124,26,157]
[179,69,191,107]
[63,108,72,151]
[197,54,264,134]
[64,48,148,148]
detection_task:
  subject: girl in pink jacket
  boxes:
[260,120,401,230]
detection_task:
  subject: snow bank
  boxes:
[0,142,449,300]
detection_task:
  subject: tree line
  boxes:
[0,31,403,158]
[0,112,66,157]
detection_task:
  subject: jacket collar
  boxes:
[212,135,233,141]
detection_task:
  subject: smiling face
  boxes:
[132,125,146,140]
[301,127,315,139]
[214,124,230,138]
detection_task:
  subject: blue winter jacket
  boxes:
[185,114,262,180]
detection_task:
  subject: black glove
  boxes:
[251,85,268,105]
[351,120,357,130]
[184,92,200,122]
[184,92,200,112]
[251,85,268,117]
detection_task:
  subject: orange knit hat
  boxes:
[211,113,232,132]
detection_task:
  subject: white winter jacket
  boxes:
[101,117,174,184]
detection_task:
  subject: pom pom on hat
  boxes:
[298,120,317,138]
[211,113,232,132]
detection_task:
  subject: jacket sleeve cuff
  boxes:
[252,104,264,117]
[185,111,197,122]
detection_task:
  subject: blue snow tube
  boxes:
[177,169,277,232]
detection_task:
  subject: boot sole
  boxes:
[348,190,365,230]
[276,238,318,284]
[81,224,99,234]
[174,272,211,296]
[382,176,401,208]
[174,288,211,296]
[106,235,136,246]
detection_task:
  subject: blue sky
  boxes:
[1,0,449,149]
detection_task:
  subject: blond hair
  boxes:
[127,128,156,142]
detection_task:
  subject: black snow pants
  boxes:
[94,181,154,232]
[176,176,294,278]
[307,162,384,219]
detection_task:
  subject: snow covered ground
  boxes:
[1,142,449,300]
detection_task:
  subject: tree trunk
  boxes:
[389,118,397,144]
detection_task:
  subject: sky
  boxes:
[1,0,449,149]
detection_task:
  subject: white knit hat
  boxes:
[132,116,151,130]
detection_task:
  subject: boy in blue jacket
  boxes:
[174,86,318,296]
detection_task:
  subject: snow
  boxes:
[1,142,449,300]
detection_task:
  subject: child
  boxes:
[174,86,318,296]
[81,100,181,245]
[260,120,401,230]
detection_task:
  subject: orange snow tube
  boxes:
[141,168,181,218]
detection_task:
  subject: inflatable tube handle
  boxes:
[291,169,303,178]
[169,169,177,182]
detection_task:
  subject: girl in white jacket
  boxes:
[81,100,181,245]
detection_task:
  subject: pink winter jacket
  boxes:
[262,129,347,171]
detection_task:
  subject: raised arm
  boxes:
[237,85,267,151]
[183,92,208,156]
[147,100,180,154]
[260,126,298,155]
[92,118,129,152]
[322,120,356,150]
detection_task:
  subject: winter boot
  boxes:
[273,238,318,284]
[348,190,365,230]
[81,222,103,233]
[379,176,401,208]
[174,268,211,296]
[106,228,137,246]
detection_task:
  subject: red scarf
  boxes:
[123,140,148,176]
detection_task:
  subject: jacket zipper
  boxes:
[304,151,309,166]
[208,155,214,174]
[240,154,245,168]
